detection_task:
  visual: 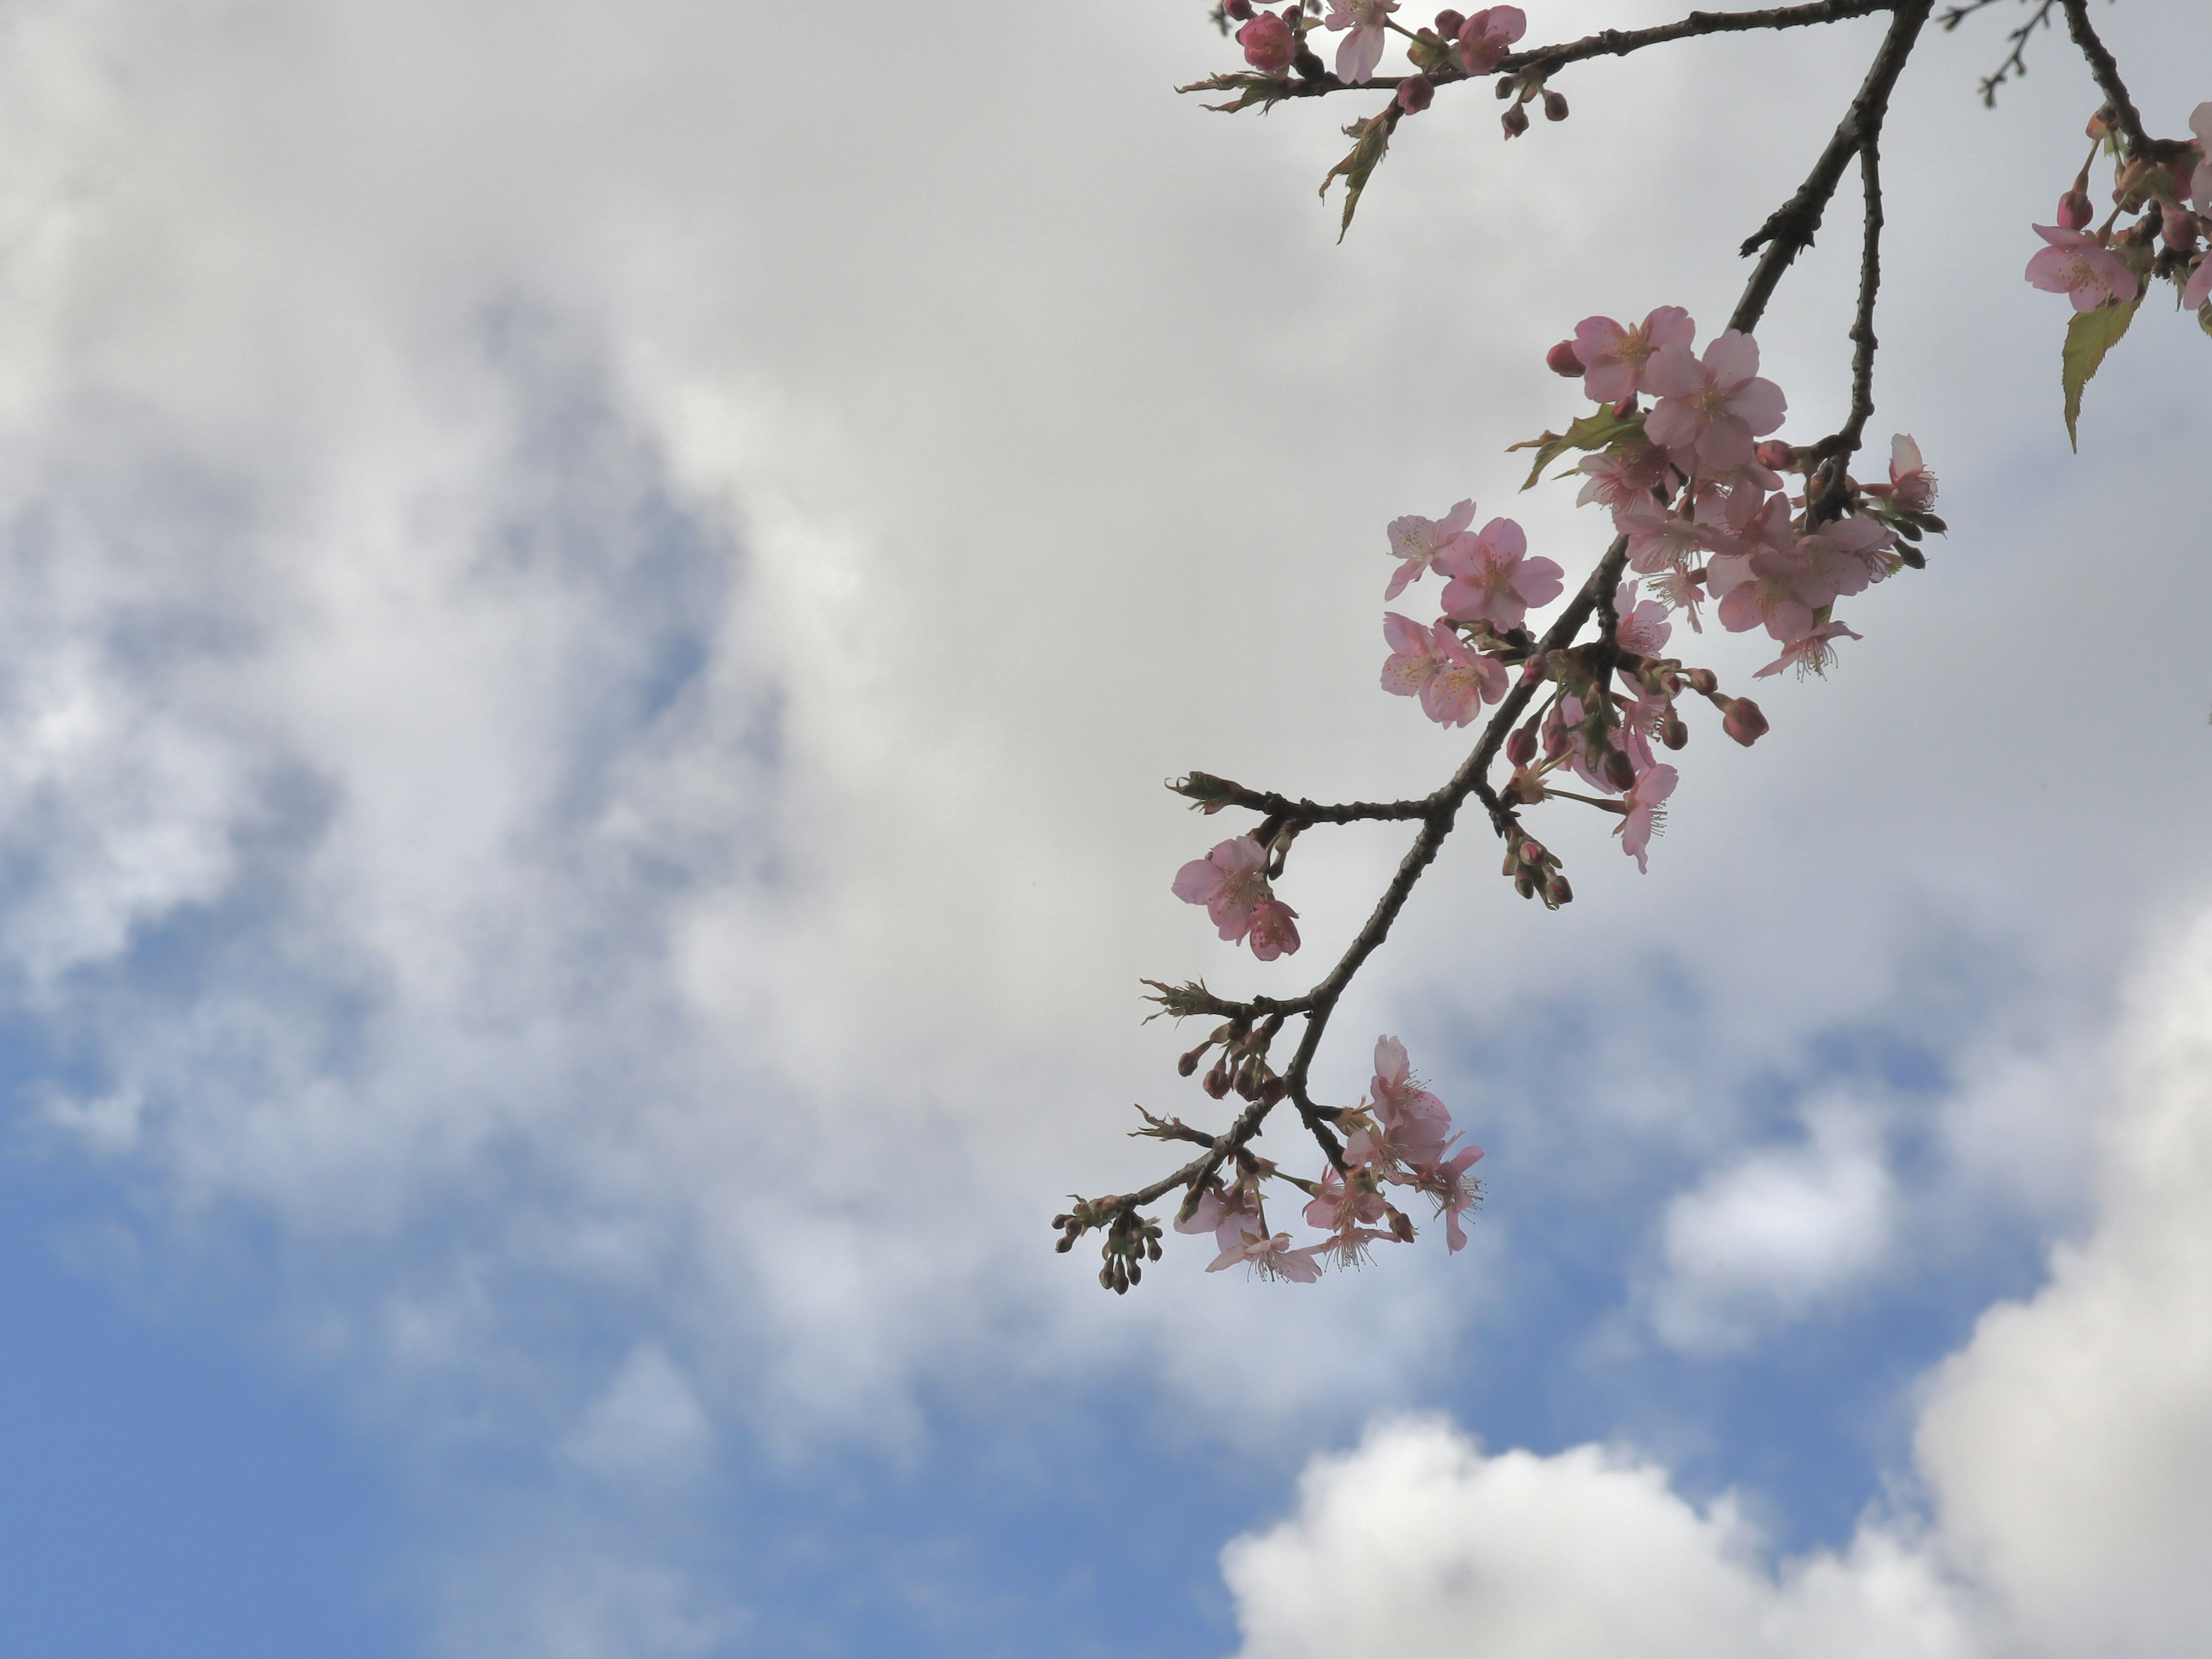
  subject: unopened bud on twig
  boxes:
[1434,7,1465,33]
[1720,695,1769,747]
[1501,101,1529,139]
[1541,89,1569,122]
[1546,339,1584,377]
[1505,722,1537,766]
[1226,0,1253,17]
[2058,186,2095,232]
[1396,73,1435,115]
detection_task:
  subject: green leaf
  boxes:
[2061,299,2139,452]
[2199,300,2212,339]
[1505,408,1645,491]
[1320,110,1395,243]
[1177,71,1293,113]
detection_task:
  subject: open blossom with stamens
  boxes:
[1576,442,1672,512]
[1755,619,1862,679]
[1370,1036,1449,1128]
[1208,1230,1325,1283]
[1324,0,1398,82]
[1176,1181,1261,1256]
[1381,614,1507,727]
[1304,1165,1390,1234]
[1452,5,1525,75]
[1650,566,1705,630]
[1573,306,1695,404]
[2025,224,2141,310]
[1642,331,1788,474]
[1714,522,1882,642]
[1438,517,1563,630]
[1172,835,1298,957]
[1615,494,1725,575]
[1616,762,1676,873]
[1613,579,1672,656]
[1407,1146,1485,1252]
[1864,434,1937,515]
[1385,499,1476,598]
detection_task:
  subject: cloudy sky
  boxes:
[0,1,2207,1654]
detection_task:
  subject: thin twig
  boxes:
[2058,0,2147,154]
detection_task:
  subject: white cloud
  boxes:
[1228,907,2212,1659]
[1652,1097,1897,1354]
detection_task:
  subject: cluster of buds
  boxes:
[1052,1197,1165,1295]
[1179,1015,1289,1103]
[2028,101,2212,323]
[1500,828,1570,908]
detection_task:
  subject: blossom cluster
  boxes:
[2025,101,2212,320]
[1179,1037,1482,1282]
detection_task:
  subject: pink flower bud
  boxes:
[1434,8,1465,33]
[1541,89,1569,122]
[1396,73,1435,115]
[2163,204,2199,252]
[1755,440,1794,469]
[1721,696,1768,747]
[1225,0,1254,17]
[2058,187,2094,232]
[1501,102,1529,139]
[1238,12,1297,74]
[1505,724,1537,765]
[1546,339,1585,377]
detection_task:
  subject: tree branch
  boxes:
[2059,0,2147,154]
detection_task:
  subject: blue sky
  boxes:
[0,2,2209,1655]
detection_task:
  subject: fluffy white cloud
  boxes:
[1652,1097,1897,1353]
[1228,908,2212,1659]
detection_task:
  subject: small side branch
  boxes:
[1730,0,1931,336]
[2059,0,2147,154]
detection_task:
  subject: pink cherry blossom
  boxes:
[1381,613,1508,728]
[1176,1181,1261,1256]
[1370,1036,1449,1128]
[1324,0,1399,83]
[1207,1230,1324,1283]
[1248,896,1302,961]
[1452,6,1525,75]
[2191,103,2211,211]
[1438,517,1564,630]
[1237,12,1297,73]
[1615,493,1727,575]
[1649,566,1705,631]
[1714,518,1884,642]
[1407,1146,1484,1252]
[1642,331,1789,474]
[2024,224,2141,311]
[2185,251,2212,312]
[1613,579,1672,657]
[1304,1165,1389,1234]
[1173,835,1294,956]
[1865,433,1937,515]
[1572,306,1695,404]
[1754,618,1862,679]
[1576,441,1672,513]
[1615,762,1676,873]
[1385,498,1477,597]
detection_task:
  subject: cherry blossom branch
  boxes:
[1065,0,2184,1293]
[1940,0,2059,108]
[1730,1,1930,340]
[2059,0,2147,154]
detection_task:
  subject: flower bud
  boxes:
[1238,12,1297,74]
[1203,1063,1231,1100]
[1546,339,1584,377]
[1543,872,1573,907]
[1434,7,1465,33]
[1501,102,1529,138]
[1225,0,1253,17]
[2163,203,2199,252]
[1541,89,1569,122]
[1684,666,1718,695]
[1396,73,1435,115]
[1662,715,1689,751]
[1755,440,1794,470]
[1505,723,1537,766]
[1721,696,1769,747]
[2058,187,2095,232]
